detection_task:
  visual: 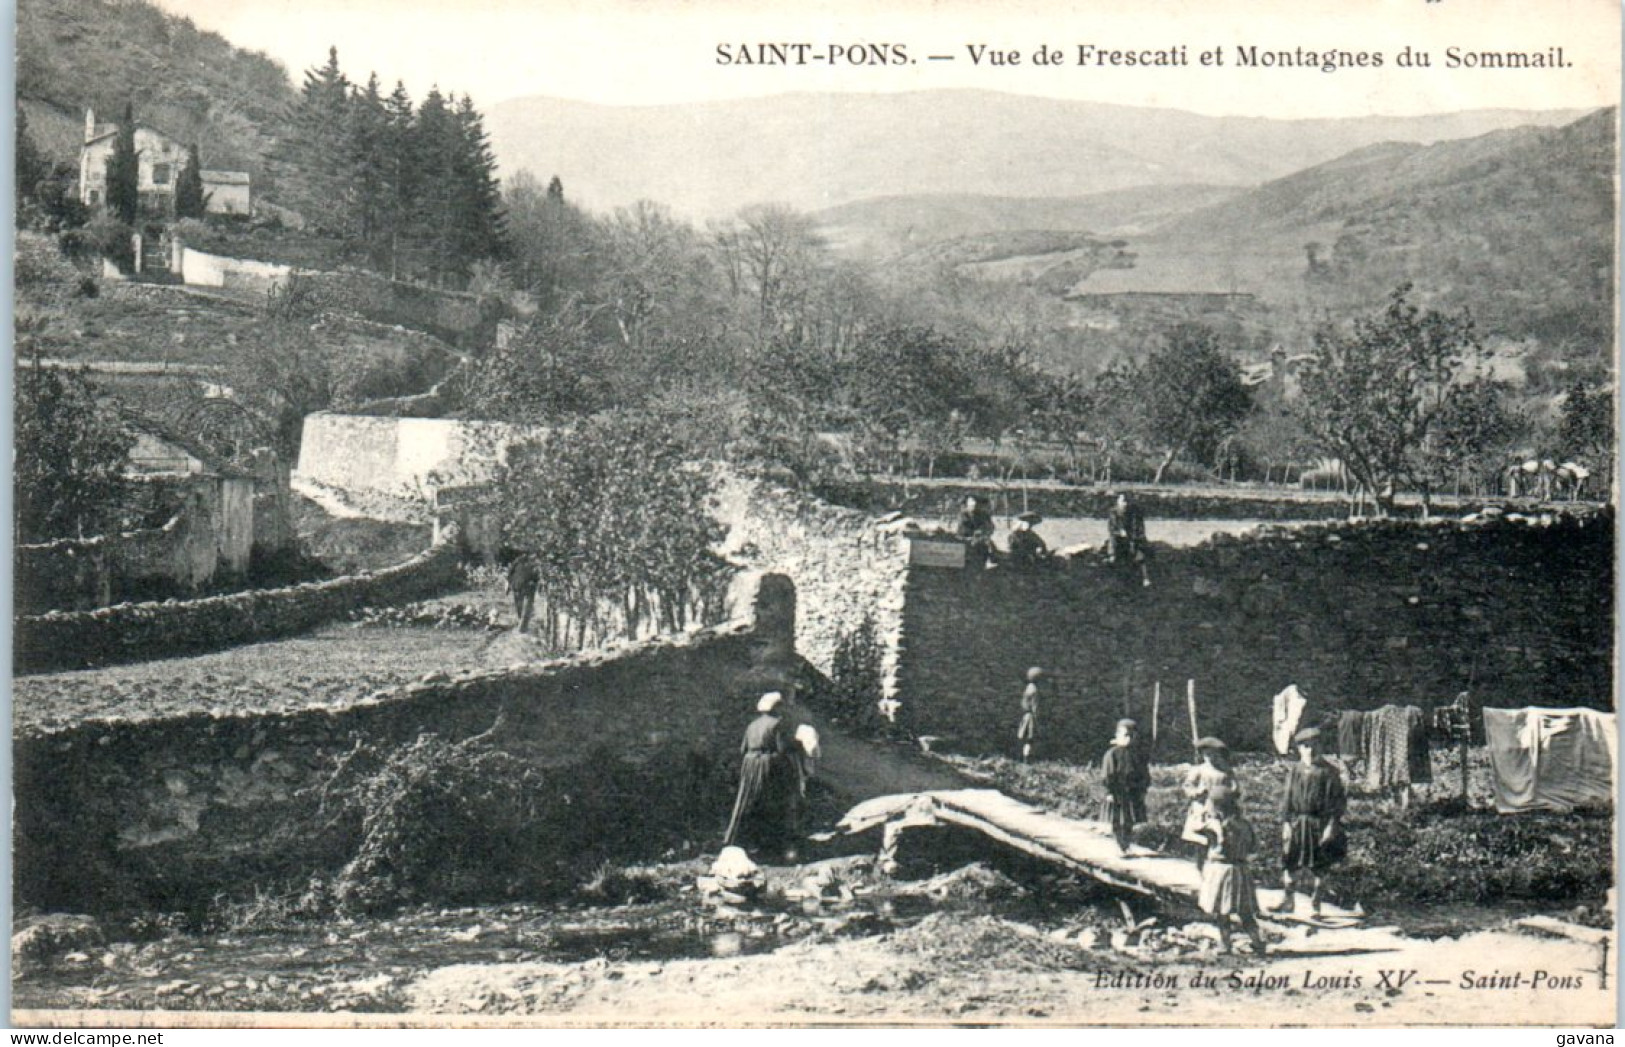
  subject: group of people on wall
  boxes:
[956,491,1153,586]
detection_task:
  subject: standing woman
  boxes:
[1181,737,1238,868]
[723,692,796,860]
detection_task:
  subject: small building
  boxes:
[78,109,251,218]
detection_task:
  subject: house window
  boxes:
[151,163,171,186]
[88,189,101,205]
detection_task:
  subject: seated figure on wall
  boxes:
[1007,511,1050,568]
[956,494,996,567]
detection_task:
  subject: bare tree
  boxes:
[1297,285,1483,515]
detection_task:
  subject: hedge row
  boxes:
[14,540,463,674]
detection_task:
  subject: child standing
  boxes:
[1196,785,1266,954]
[1180,737,1239,870]
[1100,718,1150,856]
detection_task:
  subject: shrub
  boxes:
[315,725,560,913]
[306,728,728,914]
[829,614,885,727]
[171,217,213,246]
[81,213,134,272]
[15,233,85,299]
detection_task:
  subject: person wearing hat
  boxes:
[956,495,996,567]
[1195,784,1266,954]
[1016,667,1044,763]
[723,692,799,860]
[1007,511,1050,568]
[1100,717,1151,856]
[1275,726,1347,915]
[1106,492,1152,587]
[1181,737,1239,869]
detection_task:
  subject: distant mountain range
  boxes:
[814,184,1247,256]
[1068,107,1616,345]
[486,90,1587,220]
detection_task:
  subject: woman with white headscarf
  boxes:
[723,692,798,859]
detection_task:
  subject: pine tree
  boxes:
[105,102,140,224]
[174,143,207,219]
[282,47,352,233]
[347,73,392,252]
[382,80,416,279]
[409,86,459,284]
[450,94,507,272]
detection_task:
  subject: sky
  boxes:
[148,0,1619,118]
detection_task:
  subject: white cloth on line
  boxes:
[1272,685,1308,756]
[1482,706,1615,813]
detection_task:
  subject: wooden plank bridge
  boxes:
[838,789,1364,927]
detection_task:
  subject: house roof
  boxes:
[200,170,251,185]
[83,124,182,149]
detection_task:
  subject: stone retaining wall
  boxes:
[895,512,1614,759]
[717,476,909,696]
[831,480,1492,522]
[13,574,797,913]
[14,539,463,673]
[294,413,530,500]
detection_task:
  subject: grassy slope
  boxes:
[12,619,501,734]
[16,0,294,174]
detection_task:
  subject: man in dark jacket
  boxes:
[956,495,996,567]
[1107,492,1152,587]
[507,553,541,631]
[1007,511,1050,568]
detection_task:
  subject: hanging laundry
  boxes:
[1483,707,1616,813]
[1406,705,1431,784]
[1272,685,1307,755]
[1362,705,1432,791]
[1337,709,1366,765]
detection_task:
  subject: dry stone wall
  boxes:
[13,574,798,913]
[14,539,463,673]
[895,512,1614,760]
[715,475,909,696]
[832,479,1475,522]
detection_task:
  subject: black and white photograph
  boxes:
[9,0,1620,1028]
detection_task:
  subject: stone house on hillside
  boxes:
[78,108,251,216]
[14,395,302,613]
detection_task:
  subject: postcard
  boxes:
[12,0,1618,1027]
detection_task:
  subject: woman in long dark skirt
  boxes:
[723,692,797,859]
